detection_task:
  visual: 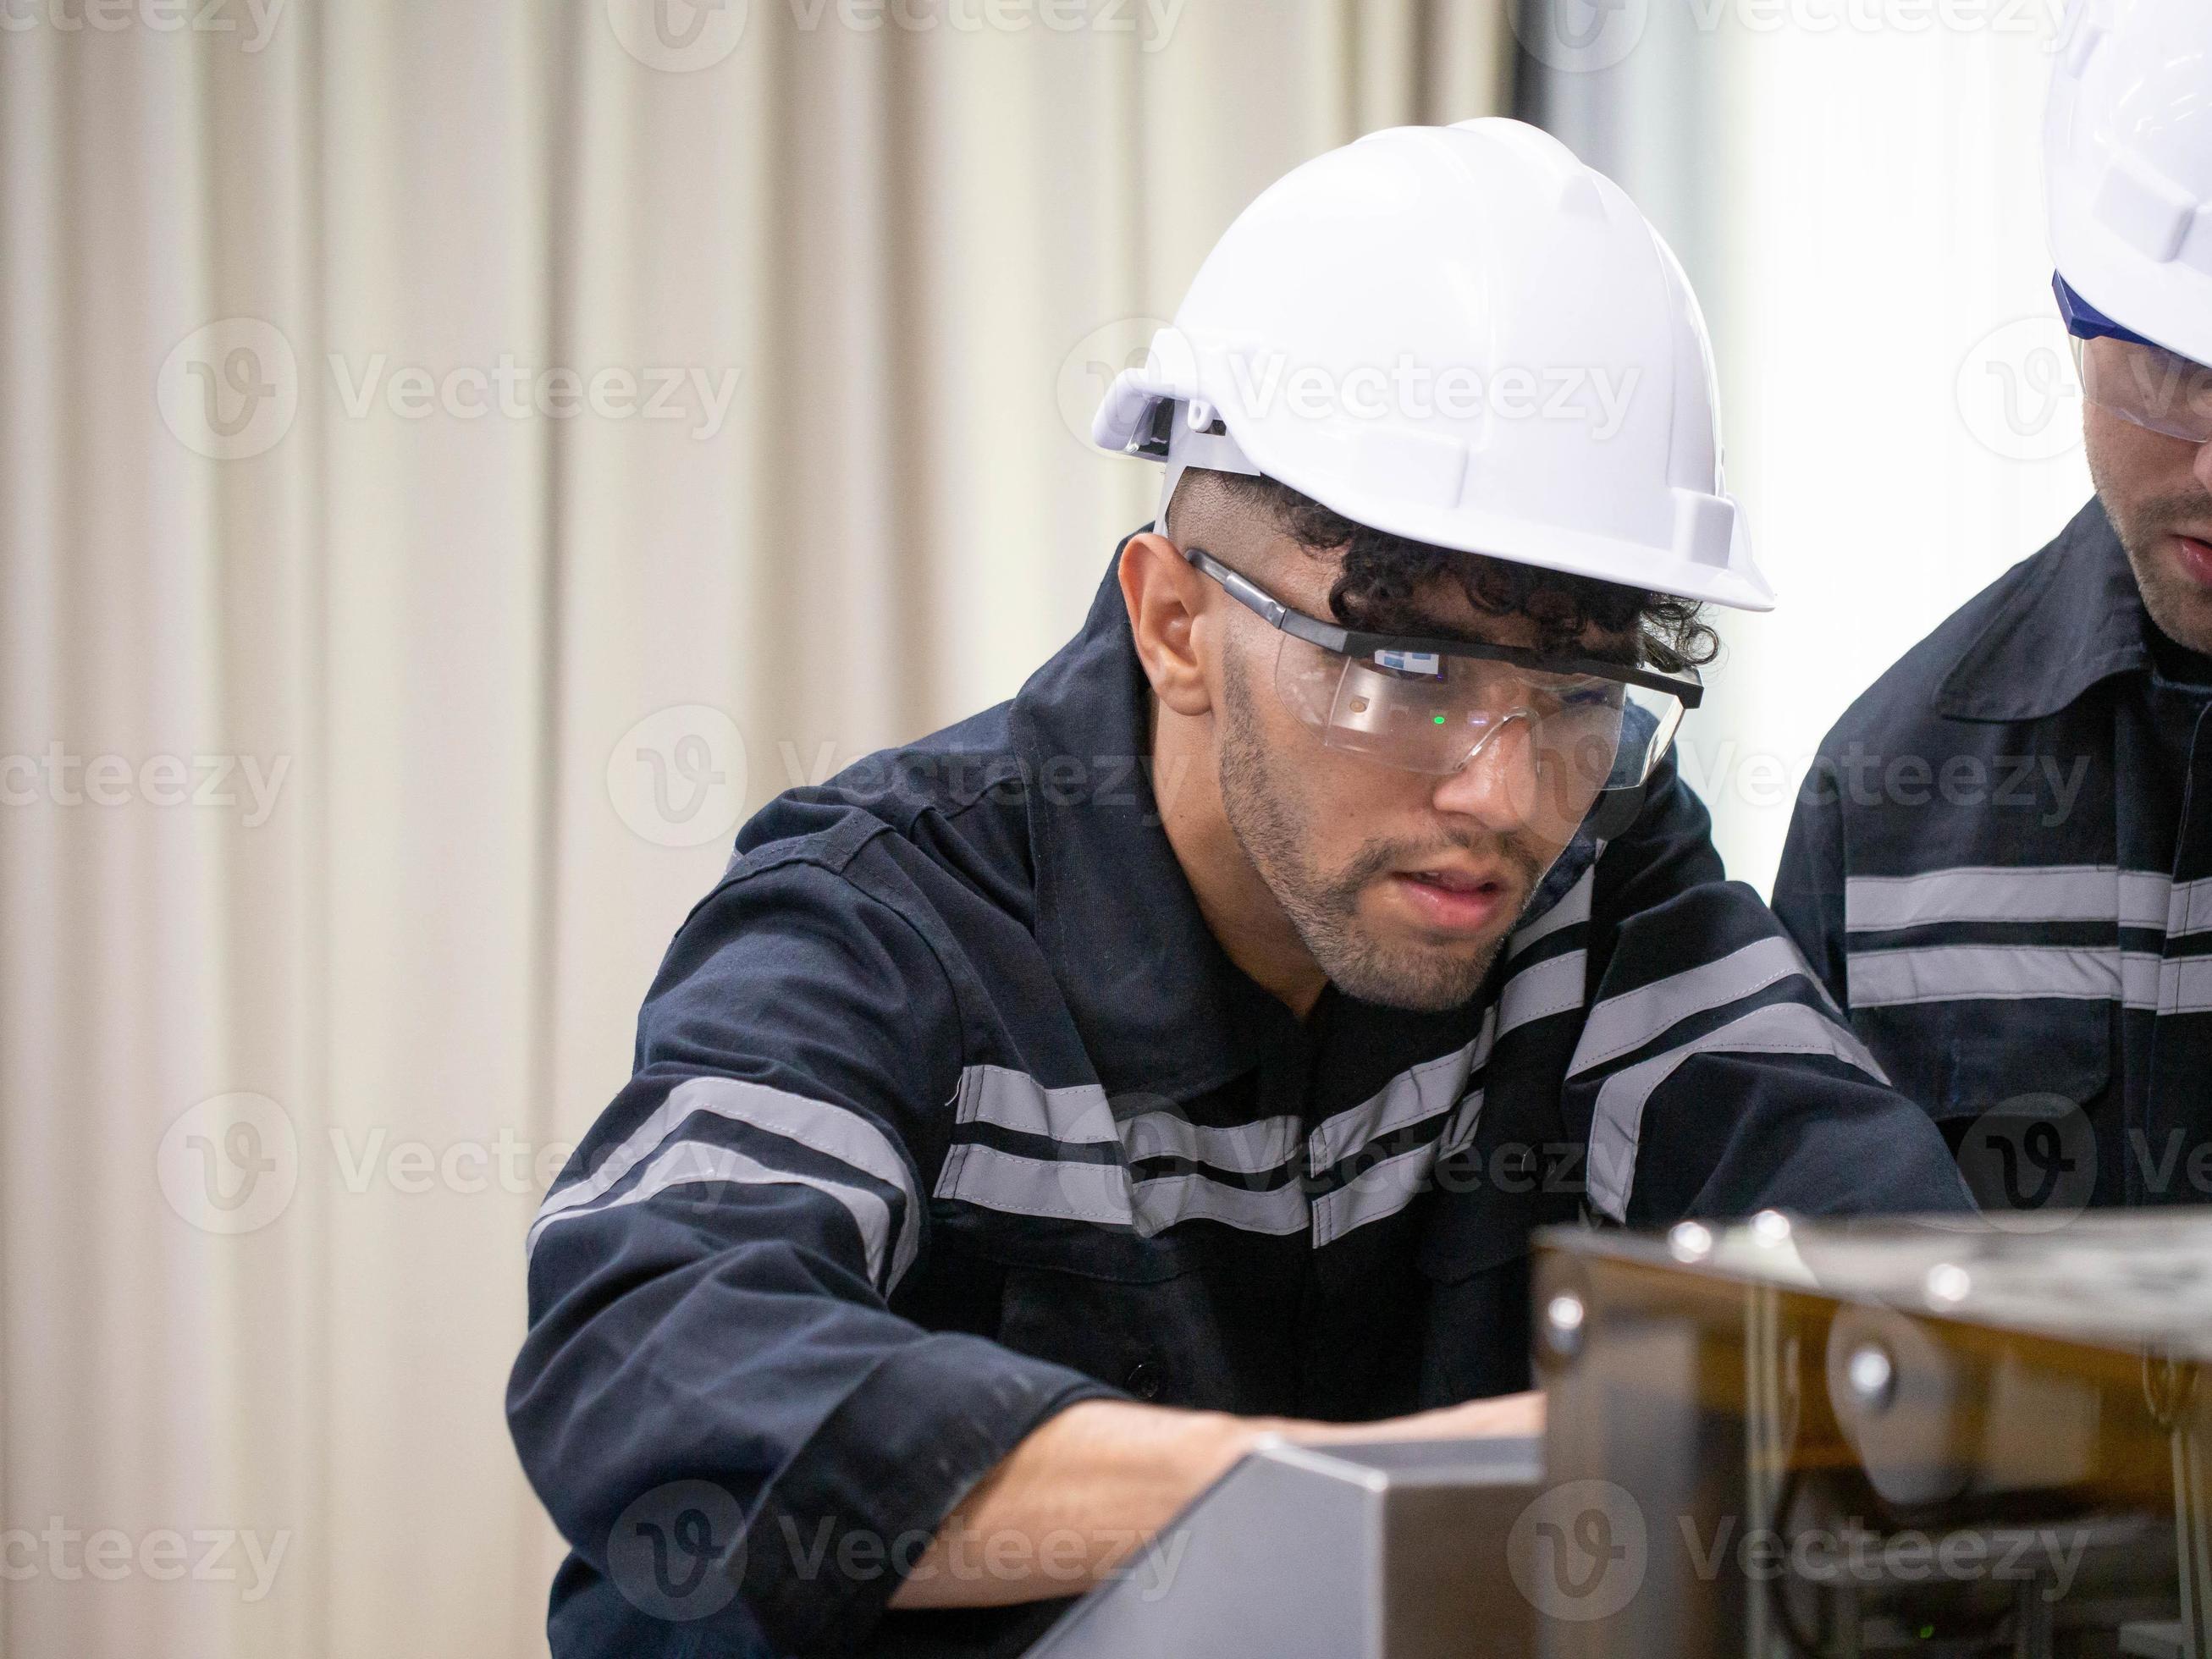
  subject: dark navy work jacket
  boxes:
[1777,499,2212,1212]
[511,540,1972,1659]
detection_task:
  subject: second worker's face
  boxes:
[2088,399,2212,658]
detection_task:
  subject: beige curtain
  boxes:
[0,3,1510,1653]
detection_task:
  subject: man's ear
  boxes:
[1118,532,1214,717]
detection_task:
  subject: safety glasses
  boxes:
[1187,547,1699,806]
[2071,333,2212,446]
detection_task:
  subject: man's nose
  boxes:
[2193,433,2212,493]
[1429,716,1545,832]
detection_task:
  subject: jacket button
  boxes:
[1124,1360,1161,1400]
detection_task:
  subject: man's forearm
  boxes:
[887,1392,1543,1610]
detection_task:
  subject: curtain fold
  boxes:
[0,4,1511,1654]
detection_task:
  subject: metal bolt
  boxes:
[1543,1292,1586,1360]
[1925,1263,1972,1304]
[1845,1342,1895,1411]
[1668,1220,1713,1262]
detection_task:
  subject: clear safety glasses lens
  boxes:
[2073,335,2212,445]
[1272,633,1685,811]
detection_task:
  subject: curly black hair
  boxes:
[1197,471,1719,675]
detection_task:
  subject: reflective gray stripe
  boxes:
[932,1139,1135,1226]
[1132,1172,1310,1237]
[1437,1088,1485,1160]
[528,1076,920,1282]
[1849,945,2165,1011]
[952,1066,1117,1145]
[1123,1110,1291,1177]
[2163,956,2212,1015]
[1569,935,1817,1077]
[1306,1018,1493,1171]
[1586,1002,1886,1222]
[1845,865,2172,931]
[1508,868,1593,960]
[1312,1139,1441,1247]
[2172,876,2212,939]
[1125,1109,1301,1175]
[2124,872,2174,930]
[530,1140,899,1287]
[1498,950,1586,1036]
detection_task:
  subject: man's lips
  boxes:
[2171,532,2212,590]
[1387,867,1517,934]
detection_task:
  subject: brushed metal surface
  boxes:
[1024,1436,1542,1658]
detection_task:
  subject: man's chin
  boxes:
[1320,929,1507,1013]
[2126,530,2212,656]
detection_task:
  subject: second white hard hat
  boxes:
[2047,0,2212,367]
[1091,118,1773,613]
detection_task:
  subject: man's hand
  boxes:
[886,1391,1544,1611]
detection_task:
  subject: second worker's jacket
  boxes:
[1776,499,2212,1213]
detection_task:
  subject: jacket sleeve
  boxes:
[1771,747,1851,1011]
[1565,762,1975,1226]
[506,848,1121,1658]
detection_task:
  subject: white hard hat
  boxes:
[2047,0,2212,366]
[1091,118,1773,613]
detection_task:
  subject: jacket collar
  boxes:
[1934,499,2149,721]
[1009,533,1306,1101]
